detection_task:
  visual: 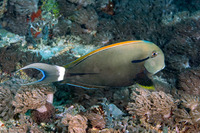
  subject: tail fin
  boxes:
[17,63,65,85]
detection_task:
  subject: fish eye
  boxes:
[151,51,157,58]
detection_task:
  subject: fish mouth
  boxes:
[161,64,165,70]
[151,64,165,74]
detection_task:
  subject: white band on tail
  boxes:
[56,66,65,81]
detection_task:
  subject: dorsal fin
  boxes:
[64,40,144,68]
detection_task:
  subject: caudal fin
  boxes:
[17,63,65,85]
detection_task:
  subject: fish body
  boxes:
[19,40,165,88]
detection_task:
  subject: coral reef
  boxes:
[173,92,200,132]
[73,7,98,32]
[2,15,30,35]
[162,10,200,26]
[41,0,60,18]
[0,29,26,47]
[163,17,200,71]
[177,67,200,95]
[13,84,56,114]
[159,15,200,86]
[11,84,57,124]
[127,88,177,130]
[52,19,72,37]
[181,94,200,112]
[126,88,200,132]
[68,86,130,111]
[26,35,98,60]
[2,0,39,35]
[152,76,173,93]
[173,0,200,13]
[31,102,55,124]
[92,31,113,46]
[64,6,100,45]
[127,88,176,118]
[0,0,7,19]
[0,82,16,121]
[0,46,42,74]
[68,0,95,7]
[100,0,115,15]
[0,34,96,73]
[62,113,88,133]
[112,87,130,109]
[13,85,47,114]
[27,0,60,45]
[0,79,26,121]
[64,85,101,108]
[85,112,106,129]
[0,0,200,132]
[97,0,176,43]
[57,0,76,17]
[9,0,39,16]
[7,114,44,133]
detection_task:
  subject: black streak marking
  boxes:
[132,57,149,63]
[69,73,99,76]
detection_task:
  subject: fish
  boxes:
[18,40,165,89]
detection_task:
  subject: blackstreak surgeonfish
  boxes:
[18,40,165,89]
